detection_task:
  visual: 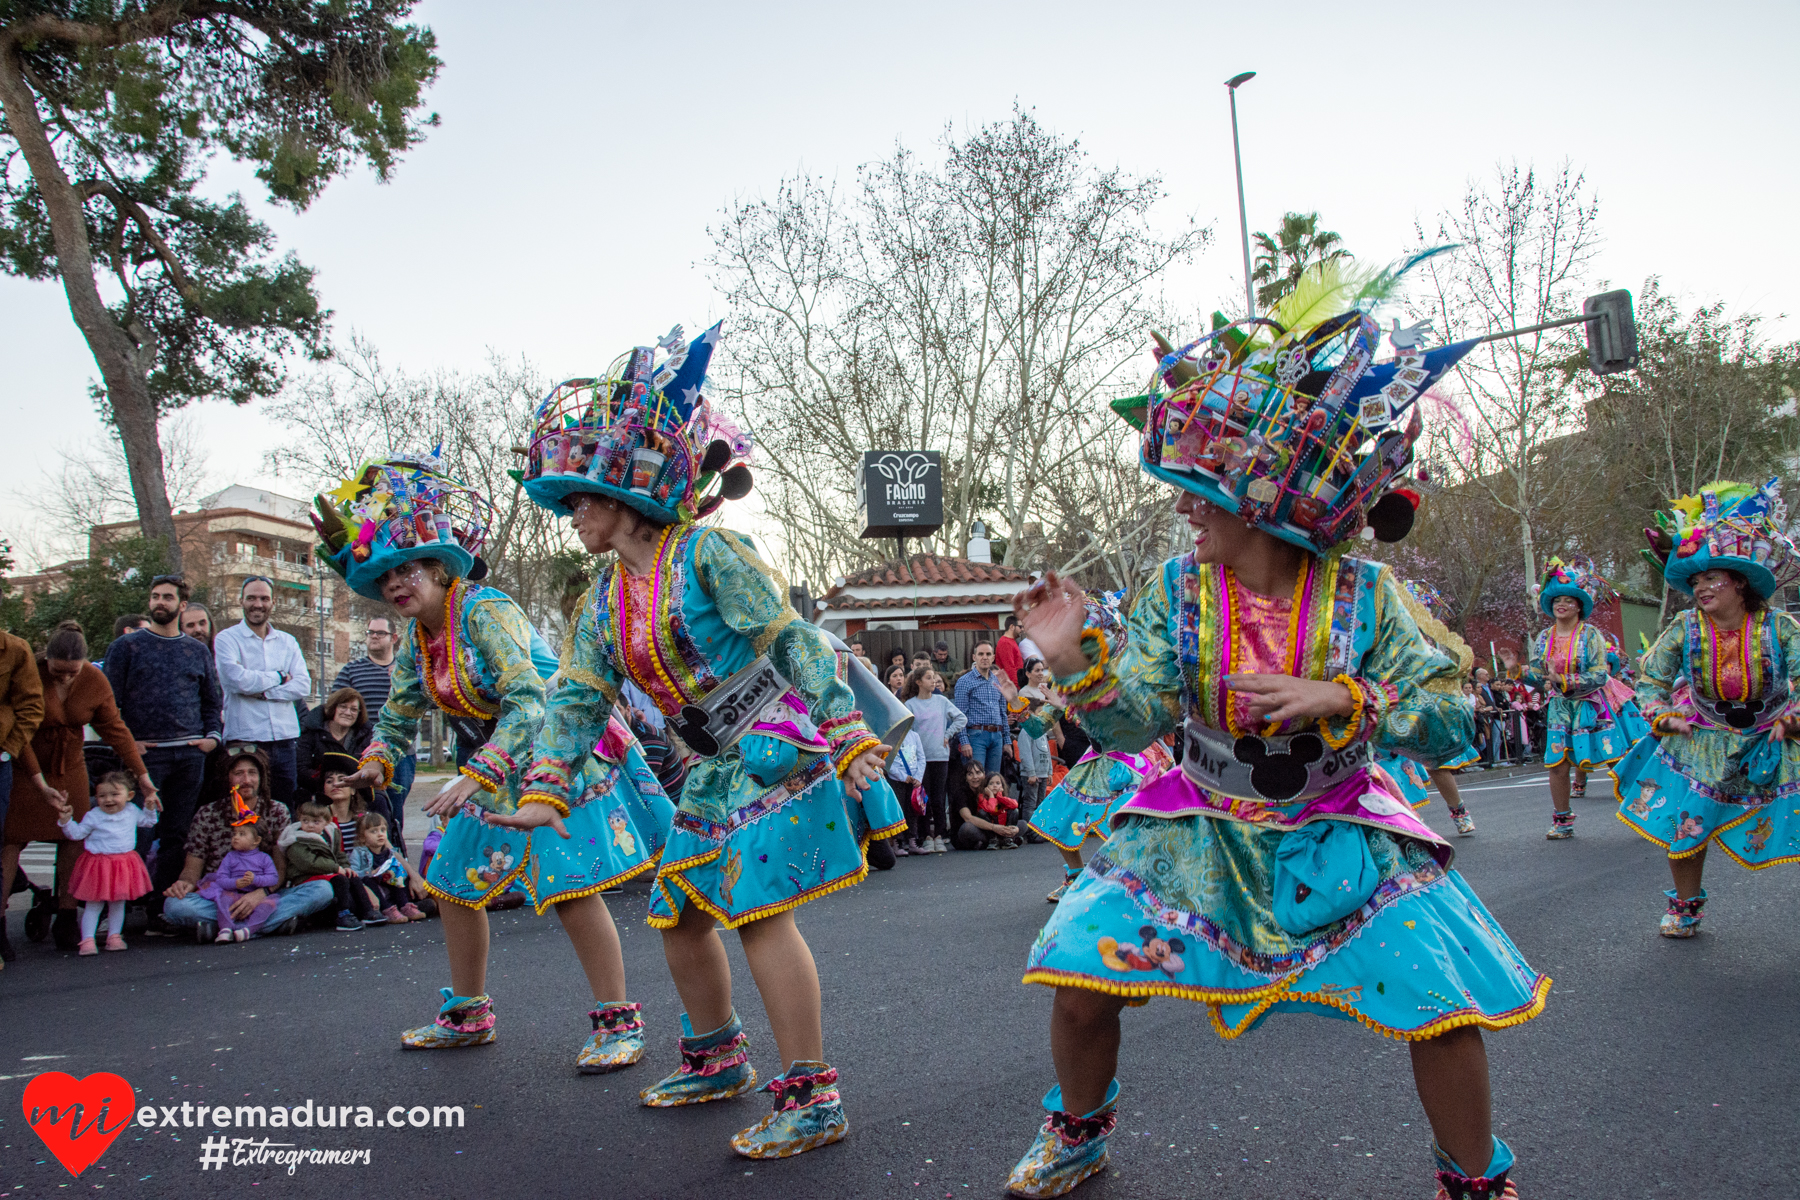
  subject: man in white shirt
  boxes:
[214,575,312,806]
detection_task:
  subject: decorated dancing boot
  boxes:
[639,1010,757,1107]
[1005,1080,1120,1198]
[401,987,496,1049]
[729,1060,848,1158]
[1449,805,1476,836]
[1544,810,1575,840]
[1659,888,1708,938]
[577,1000,646,1074]
[1047,865,1081,904]
[1432,1135,1519,1199]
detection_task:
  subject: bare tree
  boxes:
[263,337,580,629]
[711,107,1207,587]
[21,412,214,566]
[1411,163,1601,600]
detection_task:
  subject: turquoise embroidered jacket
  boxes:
[1056,554,1470,763]
[523,527,881,815]
[362,581,556,816]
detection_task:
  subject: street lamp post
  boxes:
[1226,71,1257,319]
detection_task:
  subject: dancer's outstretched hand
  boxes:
[1014,571,1089,677]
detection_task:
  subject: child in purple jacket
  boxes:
[197,822,280,942]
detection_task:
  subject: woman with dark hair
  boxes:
[510,326,904,1158]
[904,666,966,854]
[2,620,156,957]
[159,746,336,939]
[1616,479,1800,936]
[325,457,673,1067]
[885,663,907,698]
[298,686,373,801]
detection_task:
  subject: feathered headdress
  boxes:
[312,455,495,603]
[520,322,753,525]
[1108,247,1475,551]
[1642,478,1798,600]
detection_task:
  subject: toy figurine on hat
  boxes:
[310,452,494,602]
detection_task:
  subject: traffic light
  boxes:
[1583,289,1638,376]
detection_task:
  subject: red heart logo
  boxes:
[21,1071,137,1177]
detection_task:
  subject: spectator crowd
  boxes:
[0,572,436,967]
[848,617,1093,865]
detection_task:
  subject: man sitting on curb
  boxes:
[157,747,334,942]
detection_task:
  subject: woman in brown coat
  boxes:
[1,622,158,952]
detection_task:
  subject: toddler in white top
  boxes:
[56,771,160,955]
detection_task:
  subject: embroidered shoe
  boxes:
[1544,811,1575,840]
[1659,888,1707,938]
[1432,1137,1519,1199]
[577,1001,646,1074]
[729,1061,848,1159]
[639,1010,757,1107]
[1006,1081,1119,1198]
[1449,806,1476,836]
[1047,866,1082,904]
[401,988,497,1049]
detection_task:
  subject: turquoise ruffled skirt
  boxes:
[648,754,907,929]
[1545,696,1640,769]
[1613,727,1800,869]
[1023,813,1550,1040]
[425,749,675,913]
[1026,756,1144,851]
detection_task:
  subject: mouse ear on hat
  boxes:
[1367,491,1417,544]
[700,439,734,475]
[468,556,489,582]
[720,465,754,500]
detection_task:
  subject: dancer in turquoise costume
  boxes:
[1005,284,1548,1199]
[320,457,673,1069]
[1614,479,1800,936]
[1022,598,1173,903]
[1519,556,1630,840]
[504,324,906,1161]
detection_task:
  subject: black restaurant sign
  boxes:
[859,451,943,539]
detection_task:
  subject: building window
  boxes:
[315,638,332,658]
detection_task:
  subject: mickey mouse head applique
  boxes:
[1232,732,1325,801]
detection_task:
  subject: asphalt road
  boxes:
[5,774,1798,1199]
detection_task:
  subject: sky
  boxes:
[2,0,1794,576]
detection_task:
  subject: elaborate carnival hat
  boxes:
[310,453,495,603]
[519,322,753,525]
[1642,478,1798,600]
[1535,555,1610,619]
[1113,250,1480,552]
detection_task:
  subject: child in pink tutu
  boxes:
[197,822,281,942]
[55,771,159,955]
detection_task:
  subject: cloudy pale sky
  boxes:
[3,0,1792,572]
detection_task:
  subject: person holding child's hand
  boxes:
[55,770,159,955]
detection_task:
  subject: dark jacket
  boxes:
[296,704,373,801]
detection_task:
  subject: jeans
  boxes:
[1017,776,1047,837]
[163,878,334,935]
[385,752,416,844]
[954,820,998,851]
[250,738,298,808]
[141,746,209,915]
[965,729,1004,774]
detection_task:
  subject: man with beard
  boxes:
[103,574,223,931]
[214,576,311,806]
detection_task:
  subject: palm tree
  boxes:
[1251,212,1349,309]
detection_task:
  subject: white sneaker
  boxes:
[932,837,948,853]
